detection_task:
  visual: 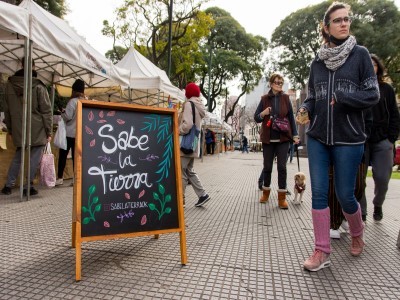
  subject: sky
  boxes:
[65,0,400,56]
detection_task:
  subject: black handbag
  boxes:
[272,116,290,133]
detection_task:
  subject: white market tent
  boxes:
[203,111,234,133]
[7,0,129,94]
[0,0,132,199]
[113,47,185,107]
[202,111,223,131]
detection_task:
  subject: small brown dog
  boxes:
[293,172,306,204]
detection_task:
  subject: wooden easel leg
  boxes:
[179,230,187,265]
[72,222,76,248]
[75,241,81,281]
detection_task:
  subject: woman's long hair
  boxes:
[370,53,386,83]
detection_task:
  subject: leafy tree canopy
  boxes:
[199,7,268,115]
[2,0,67,18]
[102,0,214,88]
[270,0,400,91]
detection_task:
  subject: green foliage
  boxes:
[270,0,400,91]
[102,0,213,88]
[105,46,128,64]
[199,7,268,114]
[12,0,67,18]
[348,0,400,91]
[270,2,329,89]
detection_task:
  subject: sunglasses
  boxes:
[273,81,284,86]
[329,16,352,25]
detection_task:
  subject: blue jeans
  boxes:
[307,136,363,214]
[6,145,44,188]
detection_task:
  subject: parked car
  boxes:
[233,140,241,151]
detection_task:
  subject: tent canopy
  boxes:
[0,0,130,96]
[202,111,235,133]
[114,47,185,106]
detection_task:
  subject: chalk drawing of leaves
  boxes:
[97,119,107,123]
[104,221,110,228]
[107,111,116,117]
[90,139,96,147]
[85,125,93,135]
[139,190,145,199]
[125,193,130,200]
[88,111,94,121]
[141,215,147,225]
[116,119,125,125]
[99,110,104,118]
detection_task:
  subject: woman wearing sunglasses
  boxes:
[296,2,379,271]
[254,73,299,209]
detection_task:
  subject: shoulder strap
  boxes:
[189,101,196,124]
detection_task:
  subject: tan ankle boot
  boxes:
[259,187,271,203]
[278,189,288,209]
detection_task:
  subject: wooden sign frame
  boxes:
[72,100,187,281]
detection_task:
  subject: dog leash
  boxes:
[270,117,301,172]
[296,144,300,172]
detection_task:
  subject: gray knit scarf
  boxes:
[318,35,357,71]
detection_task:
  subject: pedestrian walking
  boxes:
[179,83,211,207]
[205,129,213,155]
[296,2,379,271]
[242,135,249,153]
[359,54,400,222]
[254,73,299,209]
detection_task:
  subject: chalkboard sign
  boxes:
[72,100,186,281]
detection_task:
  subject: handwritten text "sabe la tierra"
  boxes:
[88,124,152,194]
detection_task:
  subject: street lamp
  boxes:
[207,41,213,112]
[167,0,173,78]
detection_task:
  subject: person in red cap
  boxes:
[179,82,211,207]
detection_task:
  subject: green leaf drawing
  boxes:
[150,183,173,220]
[156,134,173,182]
[159,184,165,195]
[82,217,91,225]
[82,185,101,224]
[141,115,173,182]
[165,195,171,202]
[89,185,96,195]
[141,115,160,132]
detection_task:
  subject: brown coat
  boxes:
[258,91,293,144]
[4,75,52,147]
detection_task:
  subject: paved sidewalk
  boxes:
[1,151,399,299]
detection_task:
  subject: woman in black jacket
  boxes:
[361,54,400,222]
[296,2,379,272]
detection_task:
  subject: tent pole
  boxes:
[25,42,33,201]
[20,39,30,201]
[50,73,56,128]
